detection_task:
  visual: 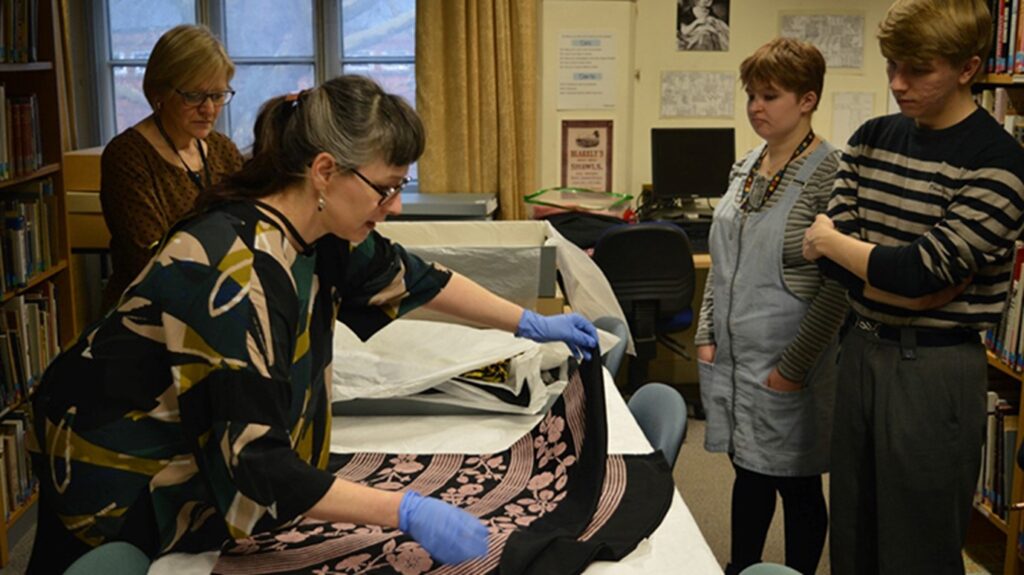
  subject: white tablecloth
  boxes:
[150,371,723,575]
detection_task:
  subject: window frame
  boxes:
[91,0,414,145]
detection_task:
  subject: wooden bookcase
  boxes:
[976,352,1024,575]
[0,0,76,567]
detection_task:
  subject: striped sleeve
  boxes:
[777,150,849,381]
[821,110,1024,328]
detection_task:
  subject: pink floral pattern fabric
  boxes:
[212,358,673,575]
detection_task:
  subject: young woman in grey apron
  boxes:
[693,38,849,575]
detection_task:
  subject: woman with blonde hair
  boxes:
[100,24,243,310]
[695,37,848,574]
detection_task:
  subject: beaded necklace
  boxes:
[739,129,815,211]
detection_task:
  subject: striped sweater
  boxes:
[825,107,1024,329]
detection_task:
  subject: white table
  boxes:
[150,371,723,575]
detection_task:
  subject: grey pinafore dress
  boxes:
[698,141,838,477]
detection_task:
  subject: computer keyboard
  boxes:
[642,209,712,253]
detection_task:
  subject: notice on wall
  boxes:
[561,120,613,192]
[558,30,618,110]
[779,13,864,69]
[660,71,735,118]
[832,92,875,147]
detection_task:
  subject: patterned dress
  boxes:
[28,201,452,561]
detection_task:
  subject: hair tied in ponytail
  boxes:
[285,89,307,111]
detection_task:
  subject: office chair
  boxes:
[64,542,151,575]
[594,316,628,379]
[627,382,687,467]
[592,222,696,394]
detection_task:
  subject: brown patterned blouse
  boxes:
[99,128,244,309]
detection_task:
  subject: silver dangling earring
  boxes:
[317,194,326,212]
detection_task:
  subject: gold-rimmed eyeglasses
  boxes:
[351,169,411,205]
[175,88,236,107]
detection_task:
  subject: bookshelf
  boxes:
[0,0,76,567]
[981,351,1024,575]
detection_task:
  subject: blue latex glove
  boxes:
[515,310,598,360]
[398,490,488,564]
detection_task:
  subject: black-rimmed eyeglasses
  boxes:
[175,88,236,107]
[351,169,411,205]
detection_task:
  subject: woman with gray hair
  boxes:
[26,74,597,573]
[100,24,243,310]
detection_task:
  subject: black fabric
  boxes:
[541,212,626,250]
[212,356,674,574]
[868,243,948,297]
[27,486,94,574]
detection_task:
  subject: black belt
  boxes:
[853,316,977,359]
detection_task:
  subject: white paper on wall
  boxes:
[831,92,875,148]
[779,13,864,69]
[558,30,618,110]
[660,71,735,118]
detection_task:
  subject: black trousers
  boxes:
[829,327,986,575]
[725,461,828,575]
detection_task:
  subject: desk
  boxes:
[149,370,723,574]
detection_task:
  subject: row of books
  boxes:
[984,241,1024,372]
[988,0,1024,74]
[0,177,55,292]
[0,88,43,180]
[0,0,39,64]
[0,408,33,518]
[0,283,58,410]
[977,390,1019,520]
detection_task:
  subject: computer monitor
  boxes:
[651,128,735,204]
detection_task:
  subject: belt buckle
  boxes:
[856,318,880,336]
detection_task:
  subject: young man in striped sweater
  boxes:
[802,0,1024,572]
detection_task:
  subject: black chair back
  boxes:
[592,222,696,392]
[593,222,695,319]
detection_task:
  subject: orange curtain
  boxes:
[415,0,537,220]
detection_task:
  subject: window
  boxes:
[340,1,416,109]
[102,0,196,136]
[95,1,416,154]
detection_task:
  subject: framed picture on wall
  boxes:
[677,0,730,52]
[561,120,613,192]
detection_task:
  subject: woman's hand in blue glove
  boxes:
[398,491,488,564]
[515,310,598,360]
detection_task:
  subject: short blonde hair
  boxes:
[142,24,235,110]
[740,38,826,111]
[878,0,991,82]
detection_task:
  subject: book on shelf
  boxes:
[987,241,1024,372]
[978,389,1021,521]
[0,0,39,65]
[0,91,42,180]
[0,282,59,408]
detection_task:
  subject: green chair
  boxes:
[64,542,151,575]
[738,563,802,575]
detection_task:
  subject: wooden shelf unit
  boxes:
[983,352,1024,575]
[0,0,76,567]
